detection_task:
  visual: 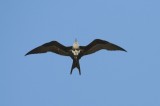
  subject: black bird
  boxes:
[25,39,127,75]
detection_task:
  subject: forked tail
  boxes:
[70,59,81,75]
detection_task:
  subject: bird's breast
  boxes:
[71,49,80,56]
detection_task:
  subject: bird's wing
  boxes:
[80,39,127,56]
[25,41,72,56]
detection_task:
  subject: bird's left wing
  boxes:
[25,41,72,56]
[80,39,127,56]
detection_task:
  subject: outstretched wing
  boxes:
[25,41,72,56]
[80,39,127,56]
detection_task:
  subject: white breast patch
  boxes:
[72,50,80,56]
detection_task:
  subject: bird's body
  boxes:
[25,39,127,75]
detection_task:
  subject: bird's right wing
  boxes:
[80,39,127,56]
[25,41,72,56]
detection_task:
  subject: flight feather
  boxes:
[25,41,72,56]
[80,39,127,56]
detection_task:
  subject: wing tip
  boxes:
[120,48,127,52]
[123,49,127,52]
[25,51,32,56]
[25,53,29,56]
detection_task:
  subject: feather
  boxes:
[25,41,72,56]
[80,39,127,56]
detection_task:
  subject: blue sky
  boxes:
[0,0,160,106]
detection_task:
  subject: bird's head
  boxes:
[73,39,79,49]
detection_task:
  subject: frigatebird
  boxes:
[25,39,126,75]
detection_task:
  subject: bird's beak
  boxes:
[73,38,79,49]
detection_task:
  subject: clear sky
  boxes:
[0,0,160,106]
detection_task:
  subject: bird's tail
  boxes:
[70,59,81,75]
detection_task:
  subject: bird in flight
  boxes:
[25,39,127,75]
